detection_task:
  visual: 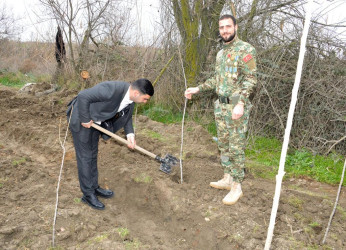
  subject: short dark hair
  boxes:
[131,78,154,96]
[219,14,237,26]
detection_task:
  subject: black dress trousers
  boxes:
[71,126,101,196]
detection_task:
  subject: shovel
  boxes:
[91,123,178,174]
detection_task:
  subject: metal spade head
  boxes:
[157,154,179,174]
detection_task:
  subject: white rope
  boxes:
[52,109,72,247]
[322,158,346,244]
[264,0,313,249]
[178,46,188,184]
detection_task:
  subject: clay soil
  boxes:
[0,84,345,249]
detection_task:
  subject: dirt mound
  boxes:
[0,85,345,249]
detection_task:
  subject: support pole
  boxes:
[322,158,346,244]
[178,46,188,184]
[264,0,313,249]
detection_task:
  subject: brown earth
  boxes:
[0,84,345,249]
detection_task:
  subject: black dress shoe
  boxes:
[81,194,105,210]
[95,186,114,198]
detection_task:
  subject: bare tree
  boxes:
[38,0,135,79]
[0,3,21,39]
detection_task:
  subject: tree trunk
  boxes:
[171,0,226,86]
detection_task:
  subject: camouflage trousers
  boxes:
[214,100,250,183]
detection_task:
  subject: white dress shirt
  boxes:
[96,89,134,138]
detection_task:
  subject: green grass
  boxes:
[0,71,25,88]
[0,70,50,89]
[12,157,27,166]
[139,104,184,124]
[139,129,166,142]
[134,173,152,184]
[125,238,141,249]
[88,233,109,244]
[287,196,304,210]
[73,198,81,203]
[138,103,218,136]
[246,136,345,185]
[116,227,130,239]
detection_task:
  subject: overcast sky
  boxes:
[2,0,162,44]
[2,0,346,43]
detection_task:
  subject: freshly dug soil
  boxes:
[0,85,345,249]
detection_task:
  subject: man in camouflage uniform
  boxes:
[185,14,257,205]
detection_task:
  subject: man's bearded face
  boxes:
[219,18,237,43]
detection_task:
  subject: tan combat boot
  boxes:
[210,173,233,190]
[222,182,243,205]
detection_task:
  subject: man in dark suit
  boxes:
[66,78,154,210]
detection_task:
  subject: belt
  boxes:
[218,96,230,104]
[100,110,125,130]
[113,110,125,120]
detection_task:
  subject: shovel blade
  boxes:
[160,163,172,174]
[158,154,179,174]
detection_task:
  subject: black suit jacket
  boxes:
[67,81,134,135]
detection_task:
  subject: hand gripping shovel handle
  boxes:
[91,123,157,159]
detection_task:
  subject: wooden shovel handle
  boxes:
[91,123,157,159]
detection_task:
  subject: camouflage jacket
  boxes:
[198,36,257,106]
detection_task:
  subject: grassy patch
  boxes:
[140,104,184,124]
[192,115,217,136]
[117,227,130,239]
[246,137,345,185]
[12,157,27,166]
[48,246,64,250]
[336,205,346,220]
[138,129,165,142]
[0,71,25,88]
[88,233,109,244]
[0,70,50,89]
[308,221,321,228]
[124,238,142,249]
[287,196,304,210]
[115,227,142,249]
[73,198,81,203]
[134,173,152,184]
